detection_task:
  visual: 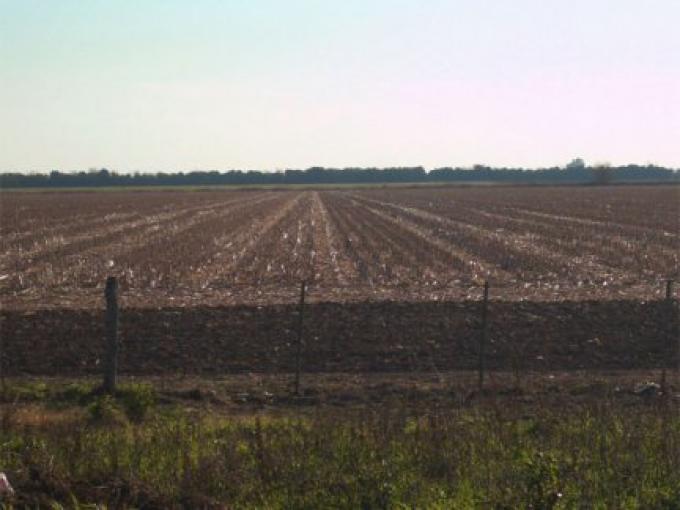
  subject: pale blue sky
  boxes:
[1,0,679,172]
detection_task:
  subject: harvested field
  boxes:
[0,185,678,375]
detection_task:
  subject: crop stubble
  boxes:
[0,185,677,375]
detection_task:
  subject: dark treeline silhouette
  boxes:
[0,164,677,189]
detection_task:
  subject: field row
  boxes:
[0,186,677,308]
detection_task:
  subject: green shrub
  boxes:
[117,383,156,422]
[2,381,49,402]
[86,395,127,426]
[55,382,95,404]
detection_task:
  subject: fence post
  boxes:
[0,326,4,394]
[294,280,306,396]
[478,281,489,392]
[660,280,675,397]
[666,280,678,376]
[103,276,119,394]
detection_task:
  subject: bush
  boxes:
[2,381,49,402]
[55,382,94,405]
[117,383,156,422]
[86,395,127,426]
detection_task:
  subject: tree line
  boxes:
[0,164,677,188]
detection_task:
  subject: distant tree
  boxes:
[566,158,586,170]
[592,163,613,185]
[1,164,677,189]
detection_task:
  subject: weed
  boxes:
[0,402,678,507]
[86,395,127,426]
[116,383,156,423]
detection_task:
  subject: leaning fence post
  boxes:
[294,280,306,396]
[478,281,489,392]
[103,276,119,394]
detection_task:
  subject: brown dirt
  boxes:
[1,185,677,378]
[1,299,676,376]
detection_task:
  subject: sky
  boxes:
[1,0,679,173]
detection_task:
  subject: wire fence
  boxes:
[0,277,677,397]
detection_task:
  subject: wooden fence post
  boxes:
[0,326,4,394]
[660,280,675,396]
[103,276,119,394]
[478,281,489,392]
[666,280,677,375]
[294,280,306,396]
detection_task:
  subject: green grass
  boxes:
[0,396,679,508]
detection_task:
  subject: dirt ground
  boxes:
[1,299,676,376]
[1,185,677,382]
[2,370,677,416]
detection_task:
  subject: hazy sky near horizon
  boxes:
[1,0,679,172]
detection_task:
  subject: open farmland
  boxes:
[0,185,678,375]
